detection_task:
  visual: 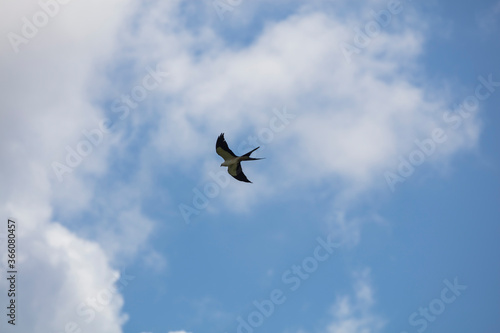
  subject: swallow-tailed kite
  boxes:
[216,133,263,183]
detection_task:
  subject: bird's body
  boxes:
[216,133,263,183]
[220,158,238,167]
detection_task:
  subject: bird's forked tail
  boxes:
[242,146,264,161]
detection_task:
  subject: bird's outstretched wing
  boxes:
[216,133,237,161]
[228,162,251,183]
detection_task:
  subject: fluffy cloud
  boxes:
[114,2,479,226]
[324,269,385,333]
[0,0,139,332]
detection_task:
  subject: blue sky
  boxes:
[0,1,499,333]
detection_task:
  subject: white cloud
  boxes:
[324,269,385,333]
[0,1,140,332]
[116,2,480,223]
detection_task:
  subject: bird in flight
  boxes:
[216,133,263,183]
